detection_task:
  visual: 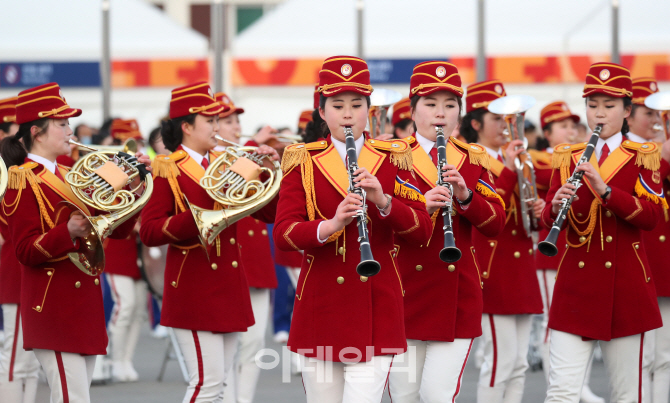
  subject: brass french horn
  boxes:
[64,140,153,276]
[185,136,281,253]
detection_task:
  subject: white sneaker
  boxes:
[152,325,168,339]
[580,385,605,403]
[124,361,139,382]
[273,331,289,344]
[112,361,128,382]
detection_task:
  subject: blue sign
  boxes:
[367,59,435,84]
[0,62,101,88]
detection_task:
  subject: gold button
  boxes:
[337,276,345,284]
[528,249,533,255]
[483,271,488,276]
[605,211,612,218]
[47,271,53,276]
[578,261,585,268]
[667,190,670,196]
[448,265,455,272]
[661,235,666,242]
[605,236,612,243]
[248,230,254,237]
[490,242,495,247]
[514,251,520,258]
[211,263,218,270]
[232,261,238,268]
[306,258,311,263]
[577,213,583,217]
[95,279,99,285]
[416,265,423,271]
[75,281,81,288]
[182,250,187,255]
[511,230,517,236]
[605,261,612,268]
[262,229,268,236]
[35,305,41,311]
[171,281,177,287]
[579,236,586,243]
[338,247,344,255]
[255,219,260,223]
[360,276,368,282]
[230,238,236,244]
[635,244,640,249]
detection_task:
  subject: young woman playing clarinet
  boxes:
[386,61,506,403]
[542,63,666,402]
[139,82,279,403]
[273,55,432,403]
[460,80,545,403]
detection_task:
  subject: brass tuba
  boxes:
[64,140,153,276]
[185,136,281,252]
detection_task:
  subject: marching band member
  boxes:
[627,77,670,403]
[542,63,665,403]
[391,97,413,139]
[298,110,313,135]
[105,119,148,382]
[0,83,148,403]
[215,92,278,403]
[139,82,278,403]
[0,97,19,139]
[273,55,431,403]
[0,95,40,403]
[460,80,544,403]
[387,61,506,402]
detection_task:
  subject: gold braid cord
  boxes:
[152,156,186,213]
[4,165,55,233]
[566,199,601,250]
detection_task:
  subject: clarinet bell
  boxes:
[439,246,462,263]
[537,241,558,257]
[357,259,381,277]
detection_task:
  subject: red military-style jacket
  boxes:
[274,135,432,362]
[472,151,543,315]
[540,139,665,340]
[0,211,21,304]
[530,149,568,271]
[104,234,141,280]
[3,160,138,355]
[237,217,277,289]
[274,246,303,268]
[397,134,506,342]
[641,159,670,297]
[140,146,276,334]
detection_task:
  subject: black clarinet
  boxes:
[435,126,462,263]
[538,123,604,257]
[345,127,381,277]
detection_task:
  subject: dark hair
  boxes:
[584,97,632,136]
[459,109,488,144]
[148,126,162,149]
[409,94,463,134]
[393,118,413,138]
[91,117,116,145]
[0,118,51,167]
[160,114,197,152]
[0,122,14,135]
[303,109,326,143]
[535,137,550,151]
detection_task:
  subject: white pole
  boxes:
[476,0,486,81]
[101,0,111,121]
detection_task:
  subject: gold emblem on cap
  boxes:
[651,82,657,92]
[341,64,353,77]
[600,69,610,80]
[495,84,503,94]
[436,66,447,78]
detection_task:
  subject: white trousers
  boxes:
[107,274,147,365]
[0,304,40,403]
[546,330,644,403]
[301,354,394,403]
[173,328,238,403]
[388,338,473,403]
[537,269,557,382]
[478,314,532,403]
[33,349,96,403]
[643,298,670,403]
[223,287,270,403]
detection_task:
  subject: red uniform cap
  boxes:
[582,62,632,99]
[317,56,373,97]
[313,84,320,110]
[392,97,412,126]
[409,61,463,99]
[215,92,243,119]
[111,118,143,141]
[16,83,82,124]
[540,101,580,130]
[465,80,507,113]
[631,77,659,105]
[169,82,225,120]
[0,97,17,123]
[298,110,313,131]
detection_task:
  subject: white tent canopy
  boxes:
[2,0,208,61]
[234,0,670,58]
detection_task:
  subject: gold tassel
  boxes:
[634,148,661,171]
[469,151,491,170]
[476,181,505,210]
[8,165,41,190]
[390,146,414,171]
[281,145,310,174]
[635,178,669,209]
[394,180,426,203]
[152,156,182,179]
[551,148,572,169]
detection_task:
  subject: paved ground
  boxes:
[34,325,614,403]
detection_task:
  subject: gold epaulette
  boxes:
[152,150,186,179]
[622,140,661,171]
[367,138,413,171]
[527,149,552,168]
[8,162,39,190]
[401,136,416,145]
[280,140,328,174]
[449,137,491,170]
[551,142,587,169]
